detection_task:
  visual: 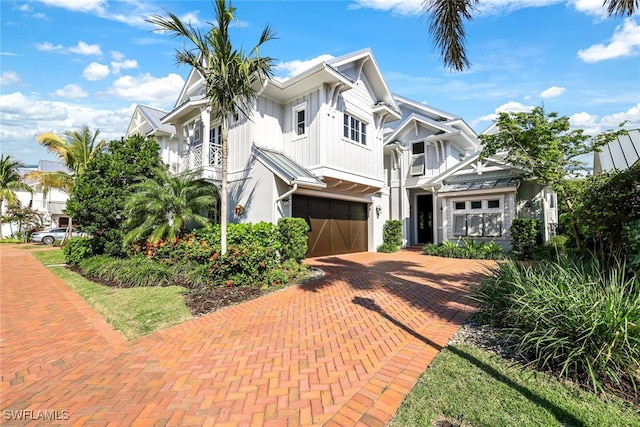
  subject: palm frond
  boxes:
[423,0,480,72]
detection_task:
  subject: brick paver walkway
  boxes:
[1,245,489,426]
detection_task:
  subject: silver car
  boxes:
[30,228,86,245]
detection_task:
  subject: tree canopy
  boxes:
[479,106,625,249]
[66,134,164,256]
[0,154,33,238]
[147,0,275,255]
[123,168,218,246]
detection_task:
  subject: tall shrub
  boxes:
[510,218,542,260]
[277,217,309,262]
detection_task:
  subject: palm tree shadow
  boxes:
[356,295,586,427]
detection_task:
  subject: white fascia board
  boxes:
[393,94,458,120]
[161,96,208,124]
[262,65,353,102]
[385,113,459,143]
[309,166,384,188]
[426,152,482,185]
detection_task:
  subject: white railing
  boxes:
[180,142,222,171]
[210,143,222,166]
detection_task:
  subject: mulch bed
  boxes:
[183,286,264,316]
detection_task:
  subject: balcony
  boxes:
[179,141,222,172]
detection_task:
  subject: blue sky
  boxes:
[1,0,639,165]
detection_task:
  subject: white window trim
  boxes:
[292,102,307,140]
[451,195,505,238]
[342,111,369,146]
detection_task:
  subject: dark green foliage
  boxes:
[277,217,309,262]
[123,168,218,246]
[422,239,506,260]
[63,237,95,265]
[510,218,542,260]
[475,257,640,398]
[66,135,164,256]
[623,220,640,277]
[377,243,400,253]
[574,163,640,265]
[382,220,403,248]
[78,255,173,287]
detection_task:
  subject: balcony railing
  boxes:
[180,142,222,172]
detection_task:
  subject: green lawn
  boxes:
[33,250,192,340]
[391,344,640,427]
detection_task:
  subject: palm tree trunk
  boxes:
[220,115,229,255]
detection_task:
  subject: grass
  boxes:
[33,249,66,265]
[391,344,640,427]
[33,249,192,340]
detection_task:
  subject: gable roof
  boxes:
[594,128,640,174]
[127,104,176,137]
[252,145,326,189]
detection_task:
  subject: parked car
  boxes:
[30,228,86,245]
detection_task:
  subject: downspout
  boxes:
[431,186,438,244]
[274,183,298,222]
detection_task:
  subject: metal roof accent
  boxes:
[137,105,175,134]
[252,146,326,189]
[595,128,640,174]
[438,177,520,193]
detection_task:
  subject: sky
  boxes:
[1,0,639,166]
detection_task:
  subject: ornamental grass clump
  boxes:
[475,256,640,399]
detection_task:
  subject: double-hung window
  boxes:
[343,113,367,145]
[293,102,307,138]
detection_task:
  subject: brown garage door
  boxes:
[292,195,368,258]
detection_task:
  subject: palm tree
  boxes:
[0,154,34,238]
[122,168,218,245]
[30,125,106,235]
[147,0,275,254]
[424,0,638,71]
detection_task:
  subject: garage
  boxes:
[292,195,368,258]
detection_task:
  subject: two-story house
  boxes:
[126,48,556,256]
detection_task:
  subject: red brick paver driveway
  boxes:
[1,246,490,426]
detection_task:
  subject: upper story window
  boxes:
[192,121,202,145]
[293,102,307,138]
[410,141,425,176]
[343,113,367,145]
[209,125,222,145]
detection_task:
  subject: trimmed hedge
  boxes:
[510,218,542,260]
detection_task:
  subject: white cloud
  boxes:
[106,73,184,104]
[0,71,21,86]
[0,91,136,164]
[475,101,535,123]
[348,0,423,16]
[52,84,88,99]
[35,0,106,14]
[571,102,640,134]
[569,0,608,17]
[540,86,566,98]
[274,54,335,80]
[111,51,125,61]
[83,62,110,81]
[36,40,102,55]
[111,59,138,74]
[68,41,102,56]
[36,42,63,52]
[578,18,640,62]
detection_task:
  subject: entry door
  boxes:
[416,195,433,244]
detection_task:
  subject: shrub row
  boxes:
[422,239,507,260]
[475,257,640,397]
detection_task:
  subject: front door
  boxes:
[416,195,433,244]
